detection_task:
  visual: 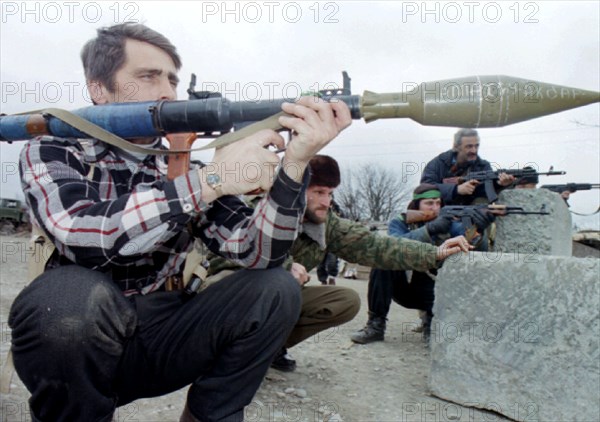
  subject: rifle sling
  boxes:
[569,205,600,216]
[202,111,288,150]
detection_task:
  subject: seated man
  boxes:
[351,183,494,344]
[208,156,473,372]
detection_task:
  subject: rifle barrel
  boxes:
[506,210,549,215]
[502,169,565,176]
[539,171,567,176]
[540,183,600,192]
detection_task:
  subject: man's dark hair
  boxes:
[81,22,182,91]
[453,128,479,148]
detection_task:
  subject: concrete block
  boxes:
[429,253,599,422]
[494,189,572,256]
[573,241,600,258]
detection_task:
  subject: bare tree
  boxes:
[337,163,413,222]
[335,168,365,221]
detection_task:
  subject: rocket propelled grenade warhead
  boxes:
[360,75,600,127]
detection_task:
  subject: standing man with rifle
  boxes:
[8,23,353,422]
[421,128,515,204]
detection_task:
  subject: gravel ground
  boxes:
[0,233,510,422]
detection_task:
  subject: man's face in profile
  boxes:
[91,39,179,104]
[89,38,180,144]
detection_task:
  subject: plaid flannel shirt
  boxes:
[20,136,307,296]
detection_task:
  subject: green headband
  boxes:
[413,190,441,200]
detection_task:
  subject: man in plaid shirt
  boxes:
[8,23,351,422]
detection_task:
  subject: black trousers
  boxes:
[316,252,339,283]
[8,265,301,422]
[367,268,435,318]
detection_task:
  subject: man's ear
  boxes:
[87,80,110,105]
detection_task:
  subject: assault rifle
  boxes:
[540,183,600,207]
[442,168,565,203]
[406,204,549,242]
[540,183,600,194]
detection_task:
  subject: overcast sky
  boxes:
[1,1,599,228]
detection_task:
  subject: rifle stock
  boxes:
[404,210,437,224]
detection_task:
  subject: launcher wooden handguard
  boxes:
[166,133,197,180]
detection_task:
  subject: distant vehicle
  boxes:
[0,198,29,225]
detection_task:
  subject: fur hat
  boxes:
[308,155,341,188]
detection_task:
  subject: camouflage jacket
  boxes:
[209,211,439,276]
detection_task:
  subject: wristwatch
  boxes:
[205,172,223,197]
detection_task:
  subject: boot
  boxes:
[180,403,202,422]
[270,347,297,372]
[422,313,433,344]
[327,276,336,285]
[411,310,428,333]
[350,314,386,344]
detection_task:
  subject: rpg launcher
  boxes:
[2,72,599,142]
[1,72,598,179]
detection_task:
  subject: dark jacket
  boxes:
[420,149,493,204]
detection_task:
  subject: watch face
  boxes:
[206,173,221,186]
